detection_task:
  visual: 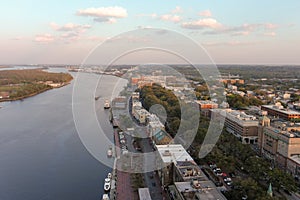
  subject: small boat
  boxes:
[107,173,112,179]
[104,100,110,109]
[107,146,113,157]
[102,194,110,200]
[104,178,111,192]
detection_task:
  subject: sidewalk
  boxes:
[113,129,136,200]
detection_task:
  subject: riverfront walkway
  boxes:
[113,129,136,200]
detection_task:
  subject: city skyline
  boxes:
[1,0,300,65]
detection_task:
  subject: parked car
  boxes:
[223,177,232,182]
[213,168,223,176]
[229,172,236,178]
[208,162,217,169]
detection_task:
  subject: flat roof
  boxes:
[138,188,152,200]
[262,105,300,115]
[156,144,193,164]
[175,181,227,200]
[196,100,218,105]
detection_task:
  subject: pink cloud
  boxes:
[199,10,212,17]
[50,22,91,33]
[34,34,55,43]
[160,14,181,23]
[263,32,276,36]
[181,18,223,29]
[76,6,127,23]
[265,23,278,29]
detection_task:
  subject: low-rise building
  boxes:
[156,144,227,200]
[133,108,149,124]
[211,109,259,144]
[147,114,165,137]
[196,100,218,110]
[258,118,300,176]
[261,103,300,121]
[195,100,218,117]
[112,96,127,109]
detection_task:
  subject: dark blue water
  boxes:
[0,69,126,200]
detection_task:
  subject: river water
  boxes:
[0,68,127,200]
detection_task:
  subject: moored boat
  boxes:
[102,194,110,200]
[107,146,113,157]
[104,178,111,192]
[104,100,110,109]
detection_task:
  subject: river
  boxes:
[0,68,127,200]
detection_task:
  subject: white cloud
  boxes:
[50,22,91,33]
[263,32,276,37]
[199,10,212,17]
[172,6,182,14]
[34,34,55,43]
[181,18,222,29]
[76,6,127,23]
[160,14,181,23]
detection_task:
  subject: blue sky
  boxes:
[1,0,300,64]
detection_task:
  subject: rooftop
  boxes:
[195,100,218,105]
[262,105,300,115]
[153,130,172,145]
[156,144,193,164]
[290,155,300,164]
[176,161,205,181]
[138,188,152,200]
[174,181,227,200]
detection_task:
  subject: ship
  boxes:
[104,100,110,109]
[104,178,111,192]
[102,194,110,200]
[107,146,113,157]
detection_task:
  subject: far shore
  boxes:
[0,82,72,103]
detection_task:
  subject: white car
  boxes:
[224,177,232,182]
[120,139,126,144]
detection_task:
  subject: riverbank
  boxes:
[0,69,73,102]
[0,73,125,200]
[0,82,71,102]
